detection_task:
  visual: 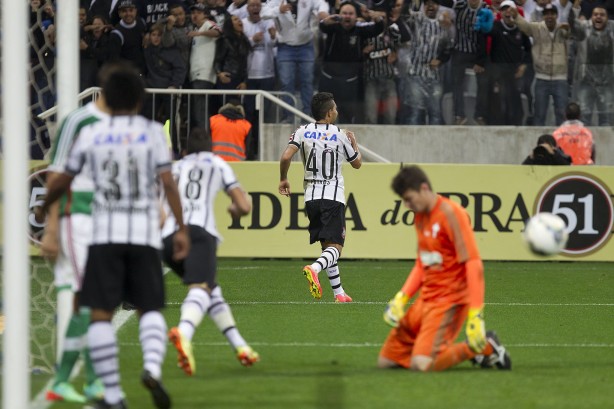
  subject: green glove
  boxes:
[383,291,409,328]
[466,307,486,353]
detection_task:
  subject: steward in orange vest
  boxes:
[209,102,252,161]
[552,103,595,165]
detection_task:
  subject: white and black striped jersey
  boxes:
[64,115,171,248]
[289,123,359,204]
[161,152,240,241]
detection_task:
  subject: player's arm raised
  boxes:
[279,144,298,197]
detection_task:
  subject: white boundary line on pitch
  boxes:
[165,301,614,306]
[117,341,614,349]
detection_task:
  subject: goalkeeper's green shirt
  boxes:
[48,102,106,216]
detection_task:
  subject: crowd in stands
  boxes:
[27,0,614,158]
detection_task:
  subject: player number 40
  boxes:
[306,147,337,180]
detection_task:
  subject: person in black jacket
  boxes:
[144,23,187,156]
[488,0,532,125]
[80,15,115,90]
[214,15,251,91]
[319,1,385,123]
[522,134,571,165]
[109,0,148,74]
[213,14,251,113]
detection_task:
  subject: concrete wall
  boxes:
[261,124,614,165]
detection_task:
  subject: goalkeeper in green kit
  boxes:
[377,166,512,371]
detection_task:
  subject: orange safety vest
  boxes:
[210,114,251,161]
[553,120,594,165]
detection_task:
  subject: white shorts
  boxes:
[54,214,92,292]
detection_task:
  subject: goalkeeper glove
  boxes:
[383,291,410,328]
[465,307,486,353]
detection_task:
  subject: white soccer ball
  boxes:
[523,212,569,256]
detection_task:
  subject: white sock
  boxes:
[209,286,247,350]
[311,247,340,274]
[139,311,167,380]
[88,321,123,404]
[178,287,211,341]
[326,263,345,296]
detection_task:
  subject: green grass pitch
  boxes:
[33,259,614,409]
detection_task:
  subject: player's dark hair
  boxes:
[187,127,212,153]
[537,134,557,147]
[311,92,335,121]
[565,102,581,120]
[100,62,145,113]
[391,165,431,196]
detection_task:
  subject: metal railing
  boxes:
[38,88,389,163]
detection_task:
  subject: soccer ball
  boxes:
[523,213,569,256]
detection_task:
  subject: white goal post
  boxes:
[2,1,32,408]
[2,0,79,407]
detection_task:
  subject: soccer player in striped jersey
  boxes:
[39,62,190,409]
[161,135,259,376]
[41,78,111,404]
[279,92,362,303]
[378,165,511,372]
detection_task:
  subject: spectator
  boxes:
[210,101,252,161]
[214,15,251,92]
[261,0,329,116]
[109,0,148,74]
[243,0,277,158]
[513,4,569,126]
[528,0,571,22]
[144,23,187,155]
[577,0,614,19]
[188,3,221,129]
[319,2,385,123]
[451,0,492,125]
[80,15,115,91]
[142,0,181,26]
[161,3,191,66]
[552,102,595,164]
[362,16,402,124]
[569,1,614,126]
[402,0,454,125]
[522,133,572,164]
[488,0,532,125]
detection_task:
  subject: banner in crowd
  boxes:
[23,161,614,261]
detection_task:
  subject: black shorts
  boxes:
[305,199,346,246]
[162,225,217,288]
[81,244,165,313]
